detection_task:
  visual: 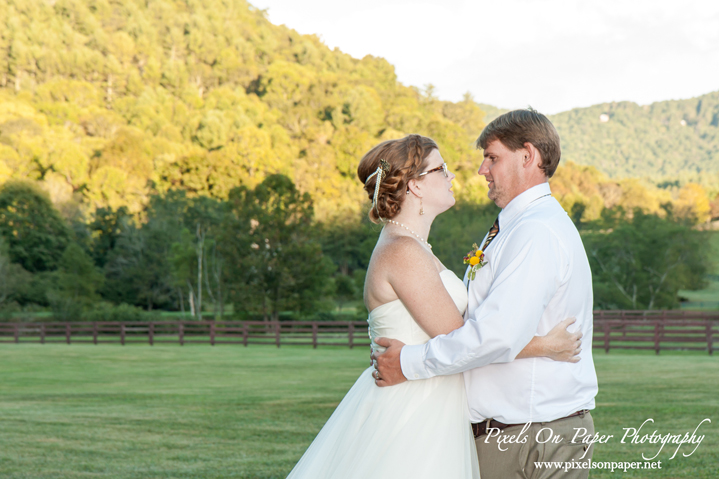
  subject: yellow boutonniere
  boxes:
[463,243,487,281]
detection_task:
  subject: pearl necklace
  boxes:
[387,220,432,249]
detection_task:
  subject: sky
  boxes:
[249,0,719,114]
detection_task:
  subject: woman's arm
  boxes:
[516,317,582,362]
[381,237,583,360]
[382,237,465,337]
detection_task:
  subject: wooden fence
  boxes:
[1,311,718,354]
[592,310,719,320]
[0,321,372,349]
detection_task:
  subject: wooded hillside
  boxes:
[551,93,719,188]
[0,0,489,221]
[1,0,717,222]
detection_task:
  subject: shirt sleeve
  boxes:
[400,221,566,380]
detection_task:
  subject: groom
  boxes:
[374,109,598,478]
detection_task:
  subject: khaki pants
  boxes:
[475,412,594,479]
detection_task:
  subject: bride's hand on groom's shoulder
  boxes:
[371,338,408,387]
[543,317,583,363]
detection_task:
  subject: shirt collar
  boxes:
[498,182,552,228]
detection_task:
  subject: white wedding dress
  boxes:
[287,269,480,479]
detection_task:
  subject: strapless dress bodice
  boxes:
[368,269,468,352]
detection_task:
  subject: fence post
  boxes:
[312,323,318,349]
[275,322,281,348]
[653,321,660,355]
[210,322,215,346]
[179,322,184,346]
[708,322,713,356]
[93,322,98,345]
[348,323,355,349]
[660,311,667,355]
[40,324,45,344]
[603,322,610,353]
[120,324,126,346]
[243,323,248,347]
[65,323,71,345]
[148,323,154,346]
[13,324,19,344]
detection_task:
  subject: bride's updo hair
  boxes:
[357,134,438,224]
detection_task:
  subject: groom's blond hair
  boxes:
[476,108,561,178]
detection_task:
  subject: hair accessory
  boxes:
[365,159,391,220]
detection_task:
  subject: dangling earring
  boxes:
[419,197,424,215]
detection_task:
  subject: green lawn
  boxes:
[679,278,719,308]
[0,345,716,478]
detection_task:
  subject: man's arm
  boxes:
[396,221,567,381]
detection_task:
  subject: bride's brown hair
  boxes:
[357,134,438,224]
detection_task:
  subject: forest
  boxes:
[0,0,717,320]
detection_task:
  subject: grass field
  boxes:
[0,345,717,479]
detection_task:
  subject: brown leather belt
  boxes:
[472,410,589,439]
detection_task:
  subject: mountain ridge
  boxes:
[477,92,719,190]
[550,91,719,187]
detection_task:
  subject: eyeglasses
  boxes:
[418,163,448,178]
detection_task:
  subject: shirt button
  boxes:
[414,374,419,379]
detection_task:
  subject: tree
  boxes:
[47,242,104,321]
[710,193,719,221]
[223,174,334,321]
[0,181,72,273]
[318,214,379,276]
[102,198,181,312]
[674,183,711,224]
[0,238,32,317]
[54,243,104,301]
[168,195,227,319]
[333,274,357,313]
[87,206,130,268]
[429,201,499,277]
[583,210,711,310]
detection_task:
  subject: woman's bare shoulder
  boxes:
[372,235,438,278]
[374,235,430,262]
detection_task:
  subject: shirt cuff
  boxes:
[400,343,433,380]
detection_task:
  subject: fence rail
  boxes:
[1,311,718,354]
[592,310,719,320]
[593,319,717,355]
[0,320,372,349]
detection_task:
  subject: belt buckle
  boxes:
[482,418,493,438]
[472,419,490,439]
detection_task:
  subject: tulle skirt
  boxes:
[287,367,480,479]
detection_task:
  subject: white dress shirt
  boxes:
[401,183,598,424]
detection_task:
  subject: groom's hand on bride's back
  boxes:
[371,338,407,387]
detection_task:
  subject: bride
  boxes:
[286,135,581,479]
